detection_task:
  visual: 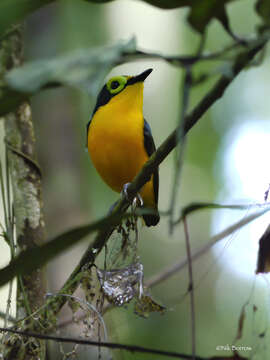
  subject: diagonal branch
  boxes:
[51,38,266,315]
[183,217,196,359]
[145,208,269,288]
[0,36,265,118]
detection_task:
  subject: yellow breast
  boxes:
[88,109,146,191]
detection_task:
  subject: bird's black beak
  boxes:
[128,68,153,85]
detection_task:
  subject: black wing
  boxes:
[143,119,159,207]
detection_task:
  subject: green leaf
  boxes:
[5,38,136,96]
[178,202,265,222]
[131,0,237,34]
[256,225,270,274]
[0,212,126,288]
[137,0,190,9]
[256,0,270,24]
[0,0,52,36]
[188,1,230,33]
[83,0,189,8]
[134,294,166,318]
[84,0,116,3]
[138,0,237,33]
[0,0,241,40]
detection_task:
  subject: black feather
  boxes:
[143,119,160,226]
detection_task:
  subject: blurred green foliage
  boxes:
[0,0,52,36]
[6,38,136,94]
[1,0,266,39]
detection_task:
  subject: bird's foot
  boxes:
[122,183,144,209]
[132,193,143,209]
[122,182,132,201]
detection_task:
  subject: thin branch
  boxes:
[5,141,42,176]
[183,217,196,360]
[0,327,207,360]
[0,160,8,230]
[3,280,14,328]
[0,311,15,323]
[45,293,108,341]
[174,201,270,225]
[0,152,15,335]
[0,36,266,119]
[122,40,244,67]
[145,208,269,288]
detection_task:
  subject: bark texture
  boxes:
[1,26,47,360]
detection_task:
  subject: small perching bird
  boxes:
[87,68,159,226]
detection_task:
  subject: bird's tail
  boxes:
[143,209,160,227]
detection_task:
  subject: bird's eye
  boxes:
[110,81,119,90]
[107,76,127,94]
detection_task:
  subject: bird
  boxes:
[87,68,159,226]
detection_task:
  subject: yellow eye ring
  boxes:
[107,76,127,94]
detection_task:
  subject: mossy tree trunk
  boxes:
[1,26,47,360]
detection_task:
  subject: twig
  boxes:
[146,208,269,288]
[122,41,243,67]
[0,36,265,119]
[45,293,108,341]
[174,201,270,225]
[5,141,42,176]
[183,217,196,360]
[0,327,207,360]
[3,280,14,328]
[264,184,270,202]
[0,160,8,230]
[5,149,12,235]
[196,33,206,55]
[0,152,16,337]
[0,311,15,323]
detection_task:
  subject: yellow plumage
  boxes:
[87,69,159,226]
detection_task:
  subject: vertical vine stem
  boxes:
[183,216,196,360]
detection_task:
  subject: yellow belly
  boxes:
[88,107,155,207]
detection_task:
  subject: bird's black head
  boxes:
[86,69,153,142]
[91,68,153,116]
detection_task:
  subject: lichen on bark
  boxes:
[5,104,43,241]
[1,26,47,360]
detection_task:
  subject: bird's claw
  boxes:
[122,182,132,201]
[132,193,143,209]
[122,183,144,208]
